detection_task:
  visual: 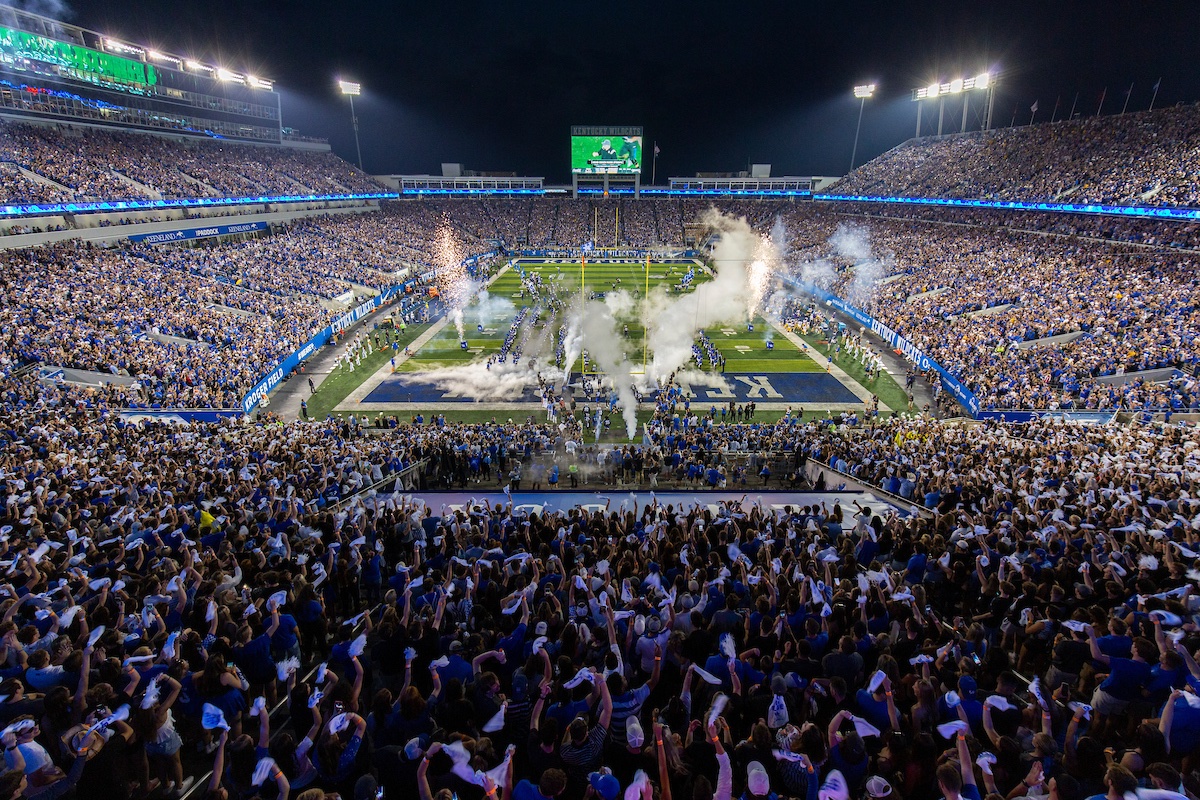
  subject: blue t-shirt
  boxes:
[271,614,299,651]
[513,781,553,800]
[854,689,891,731]
[1099,657,1151,701]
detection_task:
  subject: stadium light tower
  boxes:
[338,80,364,171]
[913,72,995,137]
[850,84,876,173]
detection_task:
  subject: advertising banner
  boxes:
[791,279,981,417]
[241,284,407,415]
[127,220,268,244]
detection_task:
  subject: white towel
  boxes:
[937,720,968,738]
[850,714,881,738]
[563,667,595,689]
[252,758,278,787]
[482,702,507,733]
[202,703,230,730]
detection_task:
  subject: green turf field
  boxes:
[403,259,823,375]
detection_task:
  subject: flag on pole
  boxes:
[654,143,661,156]
[1030,100,1038,113]
[1153,78,1161,92]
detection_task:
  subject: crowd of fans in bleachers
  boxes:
[5,101,1200,800]
[776,207,1200,412]
[0,121,383,203]
[832,104,1200,208]
[4,359,1200,800]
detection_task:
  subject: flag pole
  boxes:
[1121,82,1134,115]
[1150,79,1161,111]
[1069,92,1079,120]
[651,141,658,186]
[1030,101,1037,126]
[1050,96,1060,123]
[1097,87,1107,116]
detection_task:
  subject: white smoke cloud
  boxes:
[642,209,773,381]
[829,223,893,305]
[1,0,72,18]
[577,296,639,439]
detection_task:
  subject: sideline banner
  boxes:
[120,408,242,423]
[127,221,268,244]
[241,283,409,415]
[790,278,981,417]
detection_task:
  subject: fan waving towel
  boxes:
[482,701,507,733]
[937,720,968,739]
[563,667,595,690]
[850,714,881,738]
[252,758,279,787]
[707,693,729,727]
[87,625,105,648]
[692,665,722,685]
[202,703,230,730]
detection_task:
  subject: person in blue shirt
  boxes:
[937,730,982,800]
[269,609,301,662]
[1087,625,1155,738]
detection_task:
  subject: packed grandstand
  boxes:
[5,38,1200,800]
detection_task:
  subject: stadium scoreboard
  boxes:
[571,125,643,175]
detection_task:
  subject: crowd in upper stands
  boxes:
[0,121,382,204]
[833,104,1200,208]
[2,192,1198,413]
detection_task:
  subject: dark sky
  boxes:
[51,0,1200,181]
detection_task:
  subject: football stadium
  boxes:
[2,4,1200,800]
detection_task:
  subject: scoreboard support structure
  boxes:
[572,171,640,199]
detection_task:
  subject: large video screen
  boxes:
[0,25,157,89]
[571,134,642,174]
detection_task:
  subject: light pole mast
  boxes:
[339,80,364,171]
[850,84,875,172]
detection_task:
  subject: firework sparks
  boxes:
[433,219,472,340]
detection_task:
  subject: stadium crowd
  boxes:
[0,206,473,408]
[0,121,383,203]
[3,362,1200,800]
[832,104,1200,208]
[777,208,1200,412]
[6,67,1200,800]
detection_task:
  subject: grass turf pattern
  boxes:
[403,259,822,376]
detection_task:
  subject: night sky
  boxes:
[47,0,1200,181]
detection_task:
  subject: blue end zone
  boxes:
[363,371,860,404]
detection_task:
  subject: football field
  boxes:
[335,258,877,420]
[400,258,822,376]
